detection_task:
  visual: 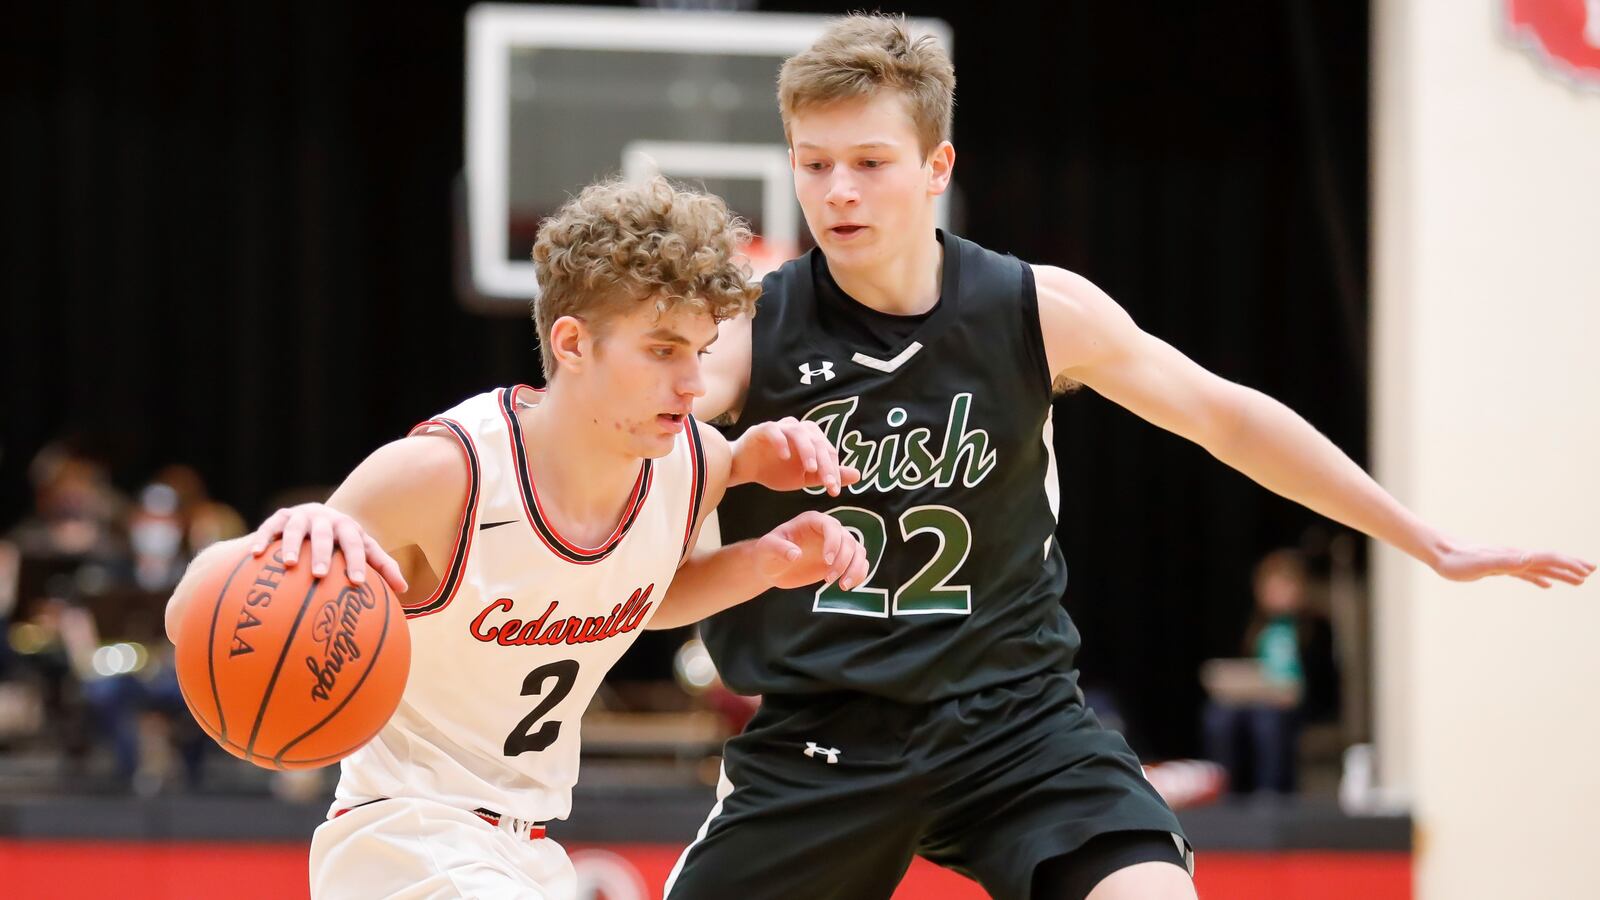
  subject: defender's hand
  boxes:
[1431,539,1594,589]
[755,511,869,591]
[731,417,861,496]
[248,503,408,594]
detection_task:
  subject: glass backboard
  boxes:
[463,3,952,308]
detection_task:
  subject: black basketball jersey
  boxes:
[702,231,1080,703]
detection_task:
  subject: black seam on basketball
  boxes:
[273,578,394,766]
[405,418,480,617]
[191,705,251,757]
[176,666,220,736]
[206,549,259,744]
[276,746,373,767]
[245,577,321,763]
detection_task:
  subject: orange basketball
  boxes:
[174,539,410,770]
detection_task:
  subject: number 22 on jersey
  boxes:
[815,505,973,617]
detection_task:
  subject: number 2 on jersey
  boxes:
[503,659,578,756]
[814,505,972,617]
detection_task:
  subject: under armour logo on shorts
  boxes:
[803,741,840,764]
[798,361,835,385]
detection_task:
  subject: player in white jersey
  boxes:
[164,177,869,900]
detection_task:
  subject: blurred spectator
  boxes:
[128,483,185,592]
[1201,549,1340,795]
[124,466,247,592]
[81,646,207,794]
[7,445,131,637]
[9,586,97,765]
[19,576,207,794]
[148,464,247,555]
[0,541,38,745]
[3,447,241,790]
[10,443,127,564]
[0,541,18,680]
[82,466,239,791]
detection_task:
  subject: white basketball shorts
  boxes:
[309,797,576,900]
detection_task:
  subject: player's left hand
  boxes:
[730,417,861,496]
[1431,539,1594,588]
[754,511,869,590]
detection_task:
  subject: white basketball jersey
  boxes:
[330,385,706,823]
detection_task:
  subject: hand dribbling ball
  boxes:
[174,540,410,770]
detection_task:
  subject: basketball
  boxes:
[174,540,411,770]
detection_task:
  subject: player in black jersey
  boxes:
[661,15,1595,900]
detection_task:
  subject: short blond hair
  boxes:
[531,177,759,380]
[778,13,955,158]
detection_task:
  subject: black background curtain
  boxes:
[2,0,1368,758]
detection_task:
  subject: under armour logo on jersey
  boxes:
[803,741,840,764]
[798,361,836,385]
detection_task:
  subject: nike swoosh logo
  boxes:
[479,519,517,531]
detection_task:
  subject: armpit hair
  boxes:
[1052,374,1084,398]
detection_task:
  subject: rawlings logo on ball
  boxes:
[306,584,379,701]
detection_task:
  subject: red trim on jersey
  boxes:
[400,416,479,619]
[335,802,544,841]
[680,416,705,561]
[498,383,654,566]
[471,808,547,840]
[532,458,649,557]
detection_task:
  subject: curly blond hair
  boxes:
[531,177,760,380]
[778,14,955,158]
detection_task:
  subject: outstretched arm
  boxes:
[1034,264,1594,588]
[649,421,867,630]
